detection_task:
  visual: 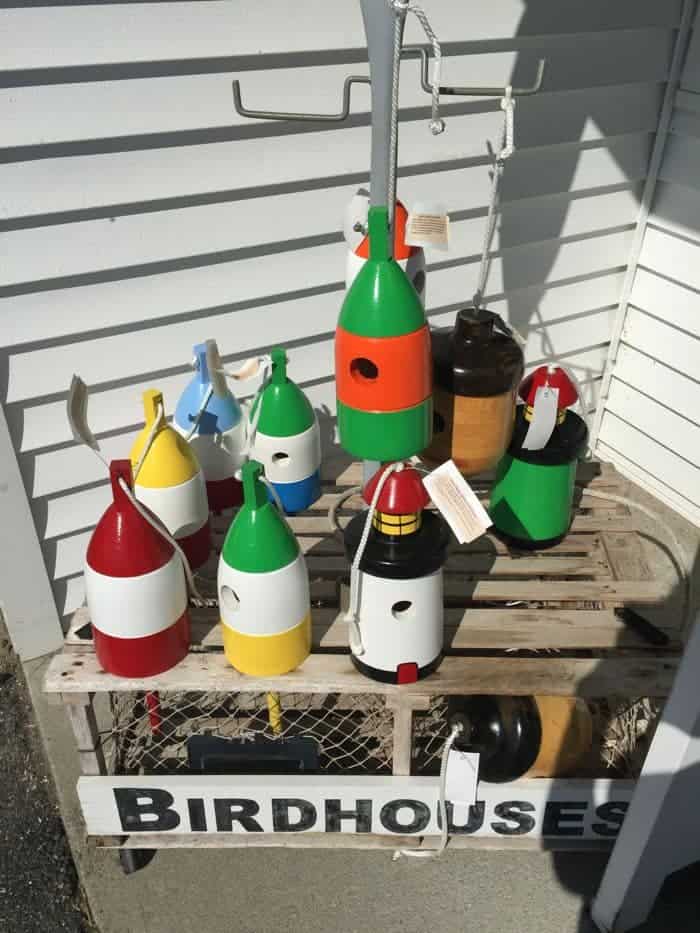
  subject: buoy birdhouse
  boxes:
[423,306,524,476]
[344,191,426,302]
[85,460,190,677]
[130,389,211,569]
[249,348,321,514]
[490,365,588,548]
[336,206,433,461]
[218,460,311,675]
[343,462,449,684]
[174,340,245,512]
[447,695,592,781]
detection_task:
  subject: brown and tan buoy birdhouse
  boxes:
[423,307,524,476]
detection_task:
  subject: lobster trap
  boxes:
[46,459,679,854]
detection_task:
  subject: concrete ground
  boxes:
[14,470,700,933]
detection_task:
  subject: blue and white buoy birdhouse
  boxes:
[174,340,246,511]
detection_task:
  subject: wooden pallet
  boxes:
[47,458,681,702]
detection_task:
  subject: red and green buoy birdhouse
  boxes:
[336,206,433,461]
[489,365,588,549]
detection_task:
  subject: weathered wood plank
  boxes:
[93,832,616,852]
[45,651,678,697]
[287,513,637,535]
[64,604,678,653]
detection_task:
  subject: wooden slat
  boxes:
[289,513,638,535]
[66,594,677,652]
[614,341,700,428]
[44,650,678,697]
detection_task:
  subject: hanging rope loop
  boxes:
[388,0,445,136]
[472,87,517,309]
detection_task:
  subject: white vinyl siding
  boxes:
[597,20,700,526]
[0,0,683,627]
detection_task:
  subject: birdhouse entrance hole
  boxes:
[350,358,379,383]
[391,600,414,620]
[220,586,240,612]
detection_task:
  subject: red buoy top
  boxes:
[86,460,174,577]
[355,201,416,260]
[363,463,429,514]
[519,365,578,410]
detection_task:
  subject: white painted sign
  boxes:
[78,775,634,840]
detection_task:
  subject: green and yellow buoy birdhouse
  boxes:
[217,460,311,675]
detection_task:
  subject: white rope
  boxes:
[387,1,405,231]
[239,354,273,458]
[473,87,515,308]
[390,0,444,136]
[393,722,464,860]
[344,462,404,656]
[132,401,164,482]
[117,476,205,603]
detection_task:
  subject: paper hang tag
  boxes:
[522,385,559,450]
[405,201,450,251]
[422,460,492,544]
[445,749,480,806]
[67,375,101,453]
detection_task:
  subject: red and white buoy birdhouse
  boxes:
[84,460,190,677]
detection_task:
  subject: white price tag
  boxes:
[405,201,450,251]
[445,749,480,806]
[422,460,492,543]
[522,385,559,450]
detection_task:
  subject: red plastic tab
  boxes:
[397,662,419,684]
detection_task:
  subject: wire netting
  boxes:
[101,691,396,776]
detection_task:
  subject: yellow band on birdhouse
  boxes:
[372,510,421,536]
[221,613,311,676]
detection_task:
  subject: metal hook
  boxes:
[403,45,546,97]
[232,74,371,122]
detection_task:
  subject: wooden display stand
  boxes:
[44,460,682,854]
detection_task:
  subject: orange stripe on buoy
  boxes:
[335,325,432,412]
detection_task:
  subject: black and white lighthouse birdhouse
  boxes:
[343,463,450,684]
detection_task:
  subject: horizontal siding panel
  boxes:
[5,230,630,403]
[2,186,639,289]
[637,224,700,293]
[0,100,657,220]
[605,379,700,465]
[597,441,700,527]
[646,178,700,243]
[1,30,672,146]
[659,129,700,191]
[0,1,682,71]
[598,411,700,506]
[622,309,699,381]
[614,343,700,425]
[19,272,620,452]
[629,267,700,335]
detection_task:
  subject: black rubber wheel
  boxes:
[119,848,156,875]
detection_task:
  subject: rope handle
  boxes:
[473,87,516,308]
[389,0,445,135]
[343,462,405,655]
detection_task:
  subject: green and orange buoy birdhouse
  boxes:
[335,206,433,461]
[490,365,588,549]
